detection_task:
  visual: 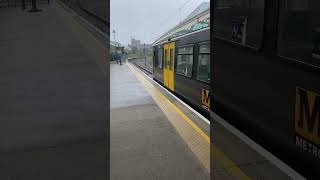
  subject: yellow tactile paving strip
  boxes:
[128,63,252,180]
[128,63,210,173]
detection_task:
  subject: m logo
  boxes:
[202,89,210,108]
[295,87,320,145]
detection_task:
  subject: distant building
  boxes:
[131,38,141,48]
[129,38,152,53]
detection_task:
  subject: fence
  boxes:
[129,57,153,74]
[0,0,49,8]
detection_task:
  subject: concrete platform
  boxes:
[111,62,209,179]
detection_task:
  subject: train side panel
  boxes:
[212,0,320,177]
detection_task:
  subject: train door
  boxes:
[163,44,169,88]
[163,42,175,91]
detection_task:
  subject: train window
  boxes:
[197,44,210,83]
[158,48,163,68]
[278,0,320,66]
[214,0,265,49]
[164,49,168,69]
[169,49,173,70]
[176,46,194,77]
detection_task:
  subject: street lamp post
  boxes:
[113,30,119,64]
[139,47,141,60]
[144,43,146,66]
[113,30,116,47]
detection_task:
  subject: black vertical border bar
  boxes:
[210,0,214,179]
[106,0,110,179]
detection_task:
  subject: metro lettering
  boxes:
[295,136,319,159]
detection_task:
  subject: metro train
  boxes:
[152,27,211,118]
[212,0,320,178]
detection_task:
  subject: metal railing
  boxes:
[129,57,153,74]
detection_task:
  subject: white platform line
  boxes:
[132,63,210,125]
[211,112,306,180]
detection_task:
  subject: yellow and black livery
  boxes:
[153,28,210,118]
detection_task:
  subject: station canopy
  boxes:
[110,40,123,47]
[153,2,210,45]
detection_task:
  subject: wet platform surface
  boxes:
[112,60,304,180]
[110,62,209,179]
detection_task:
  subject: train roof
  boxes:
[152,27,209,47]
[152,3,210,46]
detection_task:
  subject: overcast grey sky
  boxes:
[111,0,209,46]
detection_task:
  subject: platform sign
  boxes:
[202,89,210,109]
[116,46,124,55]
[295,87,320,159]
